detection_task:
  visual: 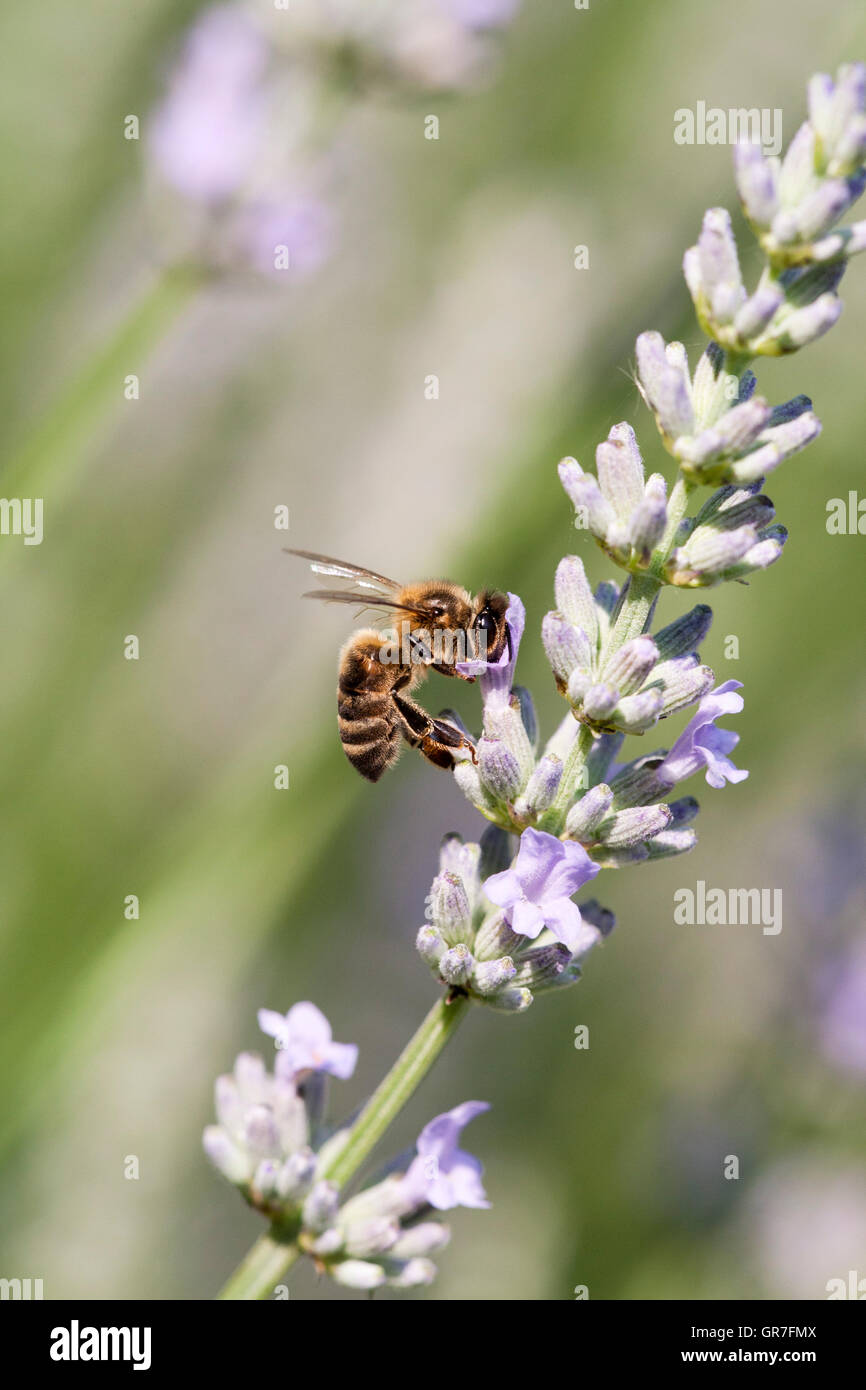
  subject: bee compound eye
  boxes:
[474,610,496,633]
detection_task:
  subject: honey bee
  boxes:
[289,550,510,782]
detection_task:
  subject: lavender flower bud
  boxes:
[309,1228,345,1258]
[427,871,472,943]
[251,1160,281,1201]
[772,293,843,350]
[479,825,513,878]
[416,924,446,968]
[542,611,592,691]
[696,208,746,325]
[389,1224,451,1259]
[595,423,645,522]
[473,911,524,961]
[628,474,668,562]
[653,605,713,660]
[582,683,620,721]
[830,116,866,179]
[558,457,615,537]
[667,524,759,584]
[809,62,866,177]
[733,284,786,341]
[578,899,616,937]
[487,985,534,1012]
[733,141,779,228]
[727,407,821,483]
[344,1218,401,1260]
[478,737,523,803]
[566,668,592,705]
[722,526,788,579]
[453,759,496,816]
[512,943,573,989]
[689,342,739,430]
[565,784,614,839]
[652,656,716,718]
[790,177,864,242]
[613,687,665,732]
[203,1127,251,1185]
[244,1104,280,1161]
[439,944,475,986]
[778,121,817,207]
[635,331,694,440]
[483,696,535,785]
[302,1180,340,1234]
[273,1084,309,1155]
[388,1259,438,1289]
[601,635,658,696]
[644,828,699,859]
[668,796,700,825]
[554,555,599,642]
[595,803,672,848]
[472,956,517,995]
[515,754,563,816]
[330,1259,386,1290]
[438,835,481,899]
[609,755,667,808]
[277,1148,317,1201]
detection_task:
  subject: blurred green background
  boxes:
[1,0,865,1300]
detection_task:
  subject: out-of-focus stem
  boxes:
[3,265,205,500]
[217,1228,301,1302]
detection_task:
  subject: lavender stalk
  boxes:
[211,61,866,1300]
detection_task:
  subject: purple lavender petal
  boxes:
[659,680,748,788]
[482,827,600,949]
[400,1101,491,1211]
[149,6,268,204]
[238,194,334,278]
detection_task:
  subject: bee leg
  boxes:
[392,693,476,771]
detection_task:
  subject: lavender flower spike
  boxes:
[483,827,600,951]
[400,1102,492,1211]
[258,1001,359,1081]
[658,680,749,790]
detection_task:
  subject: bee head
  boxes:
[470,590,510,664]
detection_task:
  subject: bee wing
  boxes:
[287,550,446,621]
[300,588,413,611]
[286,549,402,595]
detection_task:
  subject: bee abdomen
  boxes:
[337,710,397,782]
[337,632,404,782]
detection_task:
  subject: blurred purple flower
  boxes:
[441,0,523,30]
[818,941,866,1075]
[457,592,525,710]
[400,1101,491,1210]
[258,1001,358,1081]
[149,5,268,204]
[483,826,600,951]
[659,680,748,790]
[238,194,334,277]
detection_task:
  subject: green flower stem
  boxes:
[546,721,594,826]
[3,265,205,499]
[218,991,471,1300]
[217,1228,301,1301]
[607,570,662,651]
[321,992,470,1188]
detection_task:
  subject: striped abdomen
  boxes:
[337,632,405,783]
